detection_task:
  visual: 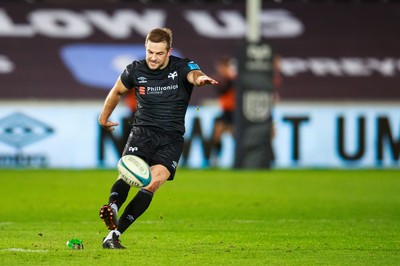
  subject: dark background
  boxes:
[1,1,400,104]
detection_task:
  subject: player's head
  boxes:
[145,28,173,70]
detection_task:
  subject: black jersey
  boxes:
[120,55,200,135]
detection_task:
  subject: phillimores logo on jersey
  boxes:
[137,71,179,95]
[146,84,179,95]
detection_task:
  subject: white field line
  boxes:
[1,248,49,253]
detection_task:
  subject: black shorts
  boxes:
[122,126,184,180]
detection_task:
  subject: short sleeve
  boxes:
[120,63,135,89]
[187,61,200,71]
[180,59,201,81]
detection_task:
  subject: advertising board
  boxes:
[0,101,398,169]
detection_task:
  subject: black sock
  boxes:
[117,188,154,234]
[108,179,131,209]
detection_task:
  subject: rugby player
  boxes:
[98,28,218,249]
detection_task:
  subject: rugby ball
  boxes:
[117,155,152,188]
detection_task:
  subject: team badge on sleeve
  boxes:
[187,61,200,70]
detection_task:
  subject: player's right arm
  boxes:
[98,77,130,131]
[187,70,218,87]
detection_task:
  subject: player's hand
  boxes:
[99,120,119,131]
[196,75,218,86]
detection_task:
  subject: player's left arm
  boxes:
[187,70,218,87]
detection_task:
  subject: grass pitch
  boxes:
[0,168,399,265]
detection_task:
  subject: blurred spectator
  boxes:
[210,56,237,165]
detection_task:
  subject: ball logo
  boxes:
[118,155,151,188]
[127,156,148,176]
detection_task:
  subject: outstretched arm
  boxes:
[98,77,129,131]
[187,70,218,87]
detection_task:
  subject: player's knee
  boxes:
[146,165,170,193]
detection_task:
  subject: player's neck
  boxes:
[159,57,170,70]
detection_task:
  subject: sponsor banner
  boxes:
[0,101,130,168]
[0,101,398,169]
[0,2,400,103]
[273,103,400,168]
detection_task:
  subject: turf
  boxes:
[0,169,399,265]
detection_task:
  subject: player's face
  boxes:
[145,41,172,70]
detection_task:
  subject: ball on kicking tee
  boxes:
[118,155,152,188]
